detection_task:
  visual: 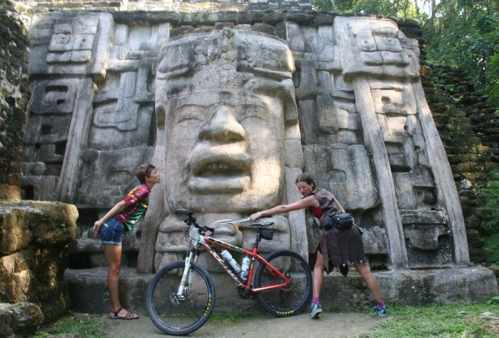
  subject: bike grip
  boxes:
[206,226,215,233]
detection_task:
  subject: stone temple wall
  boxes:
[14,0,312,12]
[19,6,470,272]
[13,0,497,314]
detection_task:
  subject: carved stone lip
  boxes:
[188,144,251,194]
[188,176,250,194]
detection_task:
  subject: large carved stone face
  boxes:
[164,89,285,213]
[156,29,295,214]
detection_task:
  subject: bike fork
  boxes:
[177,251,195,299]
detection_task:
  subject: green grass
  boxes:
[29,301,499,338]
[31,313,107,338]
[369,302,499,338]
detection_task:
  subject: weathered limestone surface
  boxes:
[322,266,498,309]
[0,1,29,203]
[0,302,44,338]
[18,0,497,312]
[150,28,302,270]
[63,266,497,314]
[0,201,78,329]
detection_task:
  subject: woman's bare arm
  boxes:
[92,200,127,236]
[250,196,318,220]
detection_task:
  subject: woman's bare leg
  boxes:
[104,244,123,312]
[355,262,383,304]
[312,251,325,300]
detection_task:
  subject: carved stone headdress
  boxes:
[156,28,298,121]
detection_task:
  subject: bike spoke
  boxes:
[147,261,215,335]
[254,250,312,316]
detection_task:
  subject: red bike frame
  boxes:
[199,235,291,293]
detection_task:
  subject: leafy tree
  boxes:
[424,0,498,94]
[481,169,499,264]
[314,0,424,20]
[487,52,499,109]
[312,1,498,101]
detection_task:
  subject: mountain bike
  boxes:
[146,209,312,336]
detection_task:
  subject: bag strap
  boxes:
[330,193,346,213]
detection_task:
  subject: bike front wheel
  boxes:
[254,250,312,317]
[146,261,215,336]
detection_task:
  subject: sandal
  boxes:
[109,307,139,320]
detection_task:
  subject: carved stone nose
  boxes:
[199,106,246,143]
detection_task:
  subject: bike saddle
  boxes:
[175,209,193,216]
[247,221,274,228]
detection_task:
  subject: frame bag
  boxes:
[324,212,354,231]
[323,195,354,231]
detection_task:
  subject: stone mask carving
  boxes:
[156,29,297,214]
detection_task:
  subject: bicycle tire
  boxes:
[146,261,215,336]
[254,250,312,317]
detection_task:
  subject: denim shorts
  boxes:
[100,217,124,245]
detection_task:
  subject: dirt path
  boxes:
[105,312,381,338]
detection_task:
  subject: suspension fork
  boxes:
[177,250,196,298]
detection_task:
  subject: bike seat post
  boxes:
[253,230,262,250]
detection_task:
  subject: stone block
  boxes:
[373,34,402,52]
[0,208,31,255]
[361,225,388,255]
[297,99,318,145]
[0,302,44,338]
[321,267,498,309]
[316,94,337,132]
[285,138,304,169]
[0,245,71,317]
[303,145,330,178]
[0,185,21,203]
[65,267,154,314]
[0,250,33,303]
[285,167,308,258]
[27,201,78,245]
[328,144,378,210]
[336,130,359,144]
[401,208,448,225]
[30,79,78,115]
[295,60,318,99]
[0,201,77,254]
[64,266,497,314]
[285,22,304,52]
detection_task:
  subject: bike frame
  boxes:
[182,231,291,294]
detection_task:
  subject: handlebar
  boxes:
[175,209,214,234]
[174,209,274,234]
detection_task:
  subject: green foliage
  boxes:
[424,2,498,94]
[487,52,499,109]
[313,0,424,20]
[312,0,498,108]
[31,314,106,338]
[370,302,499,337]
[481,169,499,264]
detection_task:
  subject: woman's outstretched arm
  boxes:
[250,195,318,220]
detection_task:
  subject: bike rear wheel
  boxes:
[254,250,312,317]
[146,261,215,336]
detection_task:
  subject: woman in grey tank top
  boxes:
[250,174,387,319]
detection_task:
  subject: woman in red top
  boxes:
[92,163,160,320]
[250,174,385,319]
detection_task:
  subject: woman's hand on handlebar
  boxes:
[249,211,264,221]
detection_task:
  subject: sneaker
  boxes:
[373,304,387,317]
[309,303,322,319]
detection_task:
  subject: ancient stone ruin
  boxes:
[17,0,497,313]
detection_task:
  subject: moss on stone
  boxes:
[0,1,29,192]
